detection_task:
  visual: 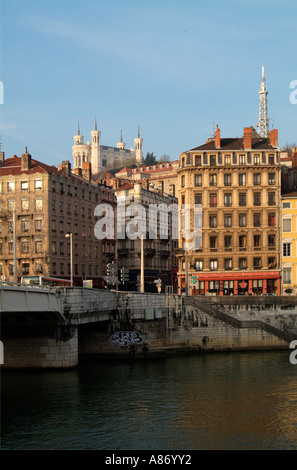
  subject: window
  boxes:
[224,214,232,228]
[181,175,185,188]
[254,154,261,165]
[268,173,275,185]
[239,213,247,227]
[225,155,231,165]
[8,200,15,212]
[21,218,29,232]
[283,243,291,257]
[35,198,43,211]
[35,179,42,190]
[209,215,217,228]
[239,235,247,250]
[7,181,15,192]
[254,173,261,185]
[209,193,217,207]
[210,236,218,250]
[268,192,275,206]
[224,193,232,206]
[21,199,29,211]
[283,202,291,209]
[195,155,201,166]
[22,263,30,275]
[35,218,43,231]
[195,193,202,205]
[254,257,262,269]
[22,240,30,253]
[209,174,217,186]
[254,235,261,249]
[283,267,292,284]
[283,218,292,232]
[268,213,275,227]
[253,193,261,206]
[194,174,202,186]
[239,174,246,186]
[239,193,246,206]
[21,181,28,191]
[194,259,203,271]
[224,174,232,186]
[36,261,43,273]
[224,235,232,250]
[268,154,275,165]
[239,155,246,165]
[254,213,261,227]
[35,241,43,254]
[210,155,216,166]
[52,241,57,254]
[60,241,64,255]
[268,234,275,248]
[210,259,218,271]
[239,258,247,270]
[268,257,276,269]
[224,258,232,270]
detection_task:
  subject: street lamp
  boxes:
[65,233,73,286]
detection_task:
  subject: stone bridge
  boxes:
[1,283,297,368]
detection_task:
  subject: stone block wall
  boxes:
[2,330,78,369]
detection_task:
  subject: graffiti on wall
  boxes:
[109,331,143,347]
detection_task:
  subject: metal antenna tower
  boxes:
[257,65,269,137]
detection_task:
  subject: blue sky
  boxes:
[0,0,296,167]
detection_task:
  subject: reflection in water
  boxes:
[1,351,297,450]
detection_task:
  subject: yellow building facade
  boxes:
[281,192,297,294]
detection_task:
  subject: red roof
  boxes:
[0,155,61,177]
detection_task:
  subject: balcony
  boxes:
[118,248,129,256]
[159,250,170,257]
[145,248,156,256]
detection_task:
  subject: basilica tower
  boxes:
[134,126,143,164]
[91,117,101,174]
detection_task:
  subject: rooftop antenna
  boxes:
[257,65,270,137]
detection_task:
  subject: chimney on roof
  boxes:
[270,129,278,147]
[73,168,82,176]
[243,127,252,150]
[82,162,92,181]
[0,151,5,166]
[59,160,72,176]
[215,125,221,149]
[21,147,32,171]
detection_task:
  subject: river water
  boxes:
[1,350,297,450]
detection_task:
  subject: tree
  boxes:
[159,154,171,162]
[143,152,157,166]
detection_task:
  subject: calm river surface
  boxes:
[1,350,297,450]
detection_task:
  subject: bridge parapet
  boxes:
[0,282,62,316]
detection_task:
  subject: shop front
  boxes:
[179,271,281,296]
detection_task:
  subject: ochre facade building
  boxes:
[177,125,281,295]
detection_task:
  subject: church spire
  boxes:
[94,116,97,131]
[257,65,269,138]
[77,121,80,135]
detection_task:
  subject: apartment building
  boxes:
[0,150,116,287]
[177,125,281,296]
[281,192,297,294]
[114,180,178,292]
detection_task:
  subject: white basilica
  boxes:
[72,119,143,174]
